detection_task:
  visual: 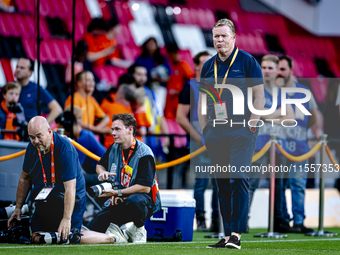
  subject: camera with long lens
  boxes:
[0,204,29,219]
[38,229,81,244]
[0,216,30,243]
[88,175,119,197]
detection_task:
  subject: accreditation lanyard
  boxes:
[214,46,239,96]
[121,138,136,172]
[38,133,55,187]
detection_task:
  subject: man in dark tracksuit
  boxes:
[198,19,265,249]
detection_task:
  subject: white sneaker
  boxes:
[105,223,128,243]
[124,224,147,244]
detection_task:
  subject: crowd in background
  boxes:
[1,16,340,193]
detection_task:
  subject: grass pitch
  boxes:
[0,228,339,255]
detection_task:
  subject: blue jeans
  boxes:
[88,193,153,232]
[203,126,258,235]
[282,159,308,225]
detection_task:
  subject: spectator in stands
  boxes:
[14,58,63,124]
[135,37,170,110]
[248,55,294,233]
[165,44,194,120]
[100,84,136,148]
[85,18,131,68]
[0,82,27,141]
[135,37,170,83]
[127,64,170,156]
[56,108,105,186]
[64,71,110,135]
[0,0,14,12]
[176,51,219,232]
[277,55,318,233]
[133,87,152,142]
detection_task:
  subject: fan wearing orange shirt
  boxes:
[164,44,194,120]
[64,71,110,135]
[100,84,136,148]
[133,87,152,142]
[85,19,132,68]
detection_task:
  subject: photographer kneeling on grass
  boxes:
[8,116,86,244]
[80,113,161,244]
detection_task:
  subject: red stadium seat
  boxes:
[66,19,86,42]
[113,1,134,25]
[310,78,328,104]
[121,44,141,61]
[0,13,11,36]
[329,60,340,77]
[97,0,112,20]
[94,66,119,87]
[0,59,14,82]
[2,13,20,37]
[39,41,51,63]
[178,49,194,71]
[15,0,35,14]
[22,37,36,60]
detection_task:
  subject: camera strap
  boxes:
[214,46,239,96]
[120,138,136,187]
[38,133,55,187]
[121,138,136,169]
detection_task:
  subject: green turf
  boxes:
[0,228,339,255]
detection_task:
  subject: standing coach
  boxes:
[198,19,265,249]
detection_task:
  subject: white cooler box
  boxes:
[145,193,196,241]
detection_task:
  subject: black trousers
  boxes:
[87,193,153,233]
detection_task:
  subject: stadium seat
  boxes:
[116,24,135,46]
[97,0,112,20]
[0,59,14,83]
[15,0,35,14]
[129,21,165,47]
[121,44,141,61]
[21,37,35,60]
[178,49,194,71]
[171,24,206,55]
[329,60,340,77]
[1,13,20,37]
[93,66,119,87]
[310,78,328,104]
[65,19,86,42]
[84,0,103,19]
[129,1,156,25]
[0,60,8,87]
[113,1,134,25]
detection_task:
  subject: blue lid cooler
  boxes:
[145,193,196,241]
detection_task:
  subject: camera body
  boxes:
[88,175,119,197]
[8,103,28,140]
[0,216,30,243]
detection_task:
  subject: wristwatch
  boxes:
[117,189,122,197]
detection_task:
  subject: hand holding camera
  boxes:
[98,172,116,182]
[88,173,119,197]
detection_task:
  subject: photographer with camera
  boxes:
[8,116,86,244]
[81,113,161,244]
[0,82,27,141]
